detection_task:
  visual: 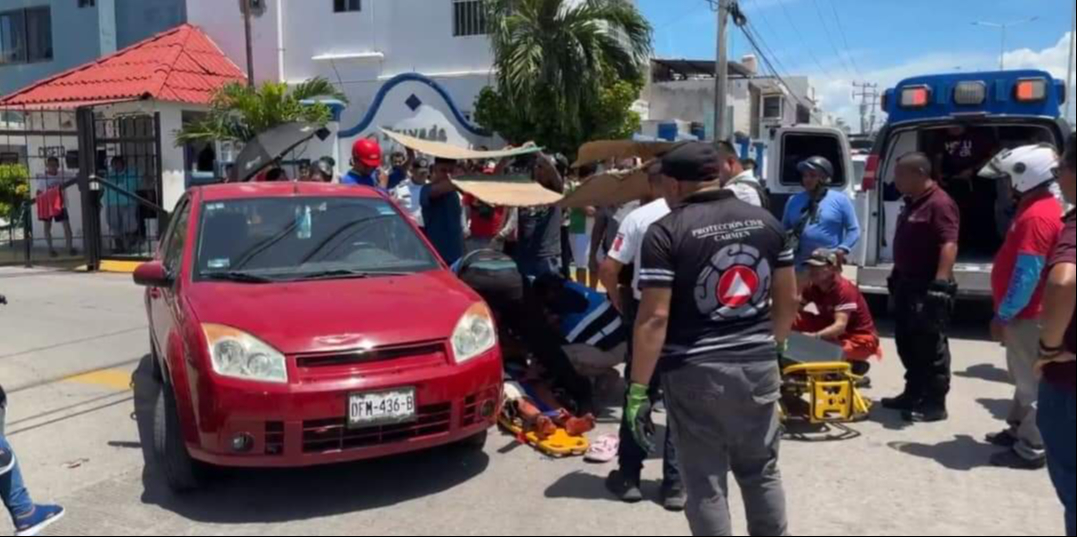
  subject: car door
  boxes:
[766,126,860,263]
[150,196,192,376]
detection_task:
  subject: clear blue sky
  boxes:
[639,0,1076,122]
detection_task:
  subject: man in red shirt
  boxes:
[1036,133,1075,537]
[464,195,507,253]
[980,144,1065,470]
[795,249,881,375]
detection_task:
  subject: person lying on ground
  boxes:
[794,248,882,376]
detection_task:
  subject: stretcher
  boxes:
[498,380,592,458]
[780,334,873,431]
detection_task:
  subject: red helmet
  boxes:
[352,138,382,168]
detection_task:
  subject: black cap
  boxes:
[660,142,722,182]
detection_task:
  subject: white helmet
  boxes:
[980,144,1059,195]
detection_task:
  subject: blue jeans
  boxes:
[1038,381,1076,537]
[0,419,34,521]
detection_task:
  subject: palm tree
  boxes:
[485,0,652,134]
[176,77,348,145]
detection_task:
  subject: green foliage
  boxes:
[0,164,29,221]
[175,77,348,145]
[476,0,652,156]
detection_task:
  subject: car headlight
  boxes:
[203,324,288,384]
[451,303,497,364]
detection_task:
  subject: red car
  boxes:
[134,182,502,492]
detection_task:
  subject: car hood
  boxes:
[185,270,478,355]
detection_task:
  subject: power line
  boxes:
[739,0,797,81]
[733,10,817,113]
[827,0,864,79]
[773,0,837,79]
[810,0,856,79]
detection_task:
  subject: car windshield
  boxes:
[195,197,439,282]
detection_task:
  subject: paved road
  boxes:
[0,267,1066,536]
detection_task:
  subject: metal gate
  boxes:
[0,106,167,270]
[83,109,166,264]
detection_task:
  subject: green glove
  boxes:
[626,383,656,453]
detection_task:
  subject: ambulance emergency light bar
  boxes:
[900,77,1050,110]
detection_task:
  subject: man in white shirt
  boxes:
[717,141,767,208]
[391,161,427,230]
[598,161,685,510]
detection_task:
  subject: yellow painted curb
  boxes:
[99,260,144,274]
[65,369,133,391]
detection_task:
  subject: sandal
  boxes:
[585,434,619,464]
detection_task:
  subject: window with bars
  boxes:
[453,0,488,37]
[762,95,784,120]
[0,7,52,65]
[334,0,361,13]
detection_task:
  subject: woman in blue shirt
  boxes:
[782,156,861,267]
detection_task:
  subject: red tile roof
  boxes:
[0,24,247,108]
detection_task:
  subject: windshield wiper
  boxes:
[203,271,275,284]
[291,269,407,281]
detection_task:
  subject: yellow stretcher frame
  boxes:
[498,414,590,458]
[779,361,873,425]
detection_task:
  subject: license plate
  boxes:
[348,389,417,428]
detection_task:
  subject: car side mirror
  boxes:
[134,261,173,288]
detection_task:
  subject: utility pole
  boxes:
[714,0,731,142]
[241,0,255,86]
[972,17,1039,70]
[852,82,879,135]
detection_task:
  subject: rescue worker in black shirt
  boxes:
[882,152,961,423]
[627,142,800,536]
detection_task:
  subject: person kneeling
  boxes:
[795,249,882,377]
[532,274,628,386]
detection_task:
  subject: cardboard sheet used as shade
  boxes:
[572,140,679,169]
[380,129,543,161]
[451,175,564,208]
[558,166,651,209]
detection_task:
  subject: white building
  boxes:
[640,56,822,141]
[186,0,503,157]
[186,0,638,159]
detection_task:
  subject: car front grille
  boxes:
[301,403,453,454]
[296,341,447,369]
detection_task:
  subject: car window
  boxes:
[194,197,439,281]
[779,133,848,187]
[163,200,192,276]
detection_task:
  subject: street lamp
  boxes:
[972,17,1040,70]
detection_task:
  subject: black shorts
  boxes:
[38,209,68,223]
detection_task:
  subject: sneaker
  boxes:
[606,470,643,504]
[990,449,1047,471]
[985,430,1019,449]
[662,486,687,512]
[902,407,949,423]
[0,447,14,476]
[881,393,921,412]
[14,505,65,537]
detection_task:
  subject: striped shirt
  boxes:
[559,282,627,352]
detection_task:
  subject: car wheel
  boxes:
[149,335,164,383]
[154,387,206,493]
[459,430,489,452]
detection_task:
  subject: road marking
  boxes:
[65,369,133,391]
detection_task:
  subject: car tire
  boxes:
[149,334,164,383]
[459,429,489,452]
[154,387,206,493]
